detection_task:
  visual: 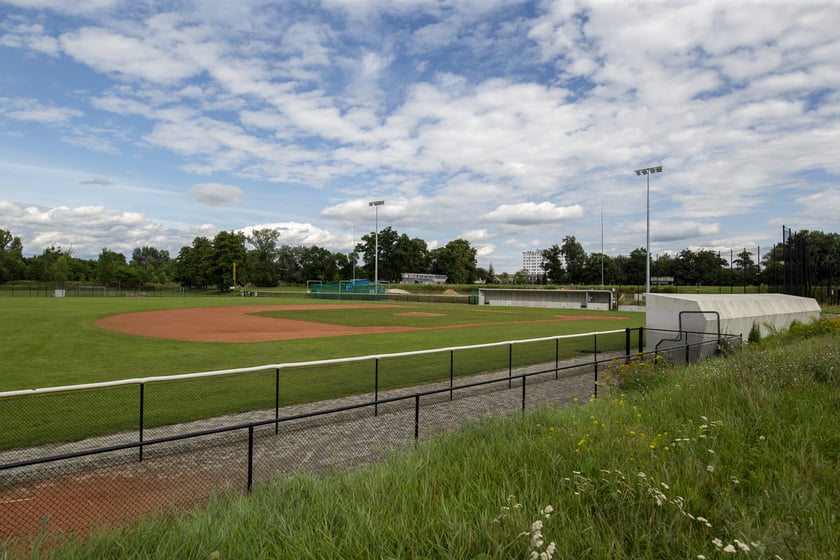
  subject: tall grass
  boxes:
[17,320,839,559]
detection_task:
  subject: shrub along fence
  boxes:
[0,327,737,545]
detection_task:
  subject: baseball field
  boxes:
[0,296,643,449]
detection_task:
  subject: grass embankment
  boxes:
[19,319,839,559]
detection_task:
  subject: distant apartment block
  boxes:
[522,250,545,277]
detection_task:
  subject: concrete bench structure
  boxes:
[477,288,613,310]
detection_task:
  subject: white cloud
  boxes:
[60,26,201,84]
[0,97,82,124]
[0,22,60,56]
[482,202,584,225]
[189,183,243,207]
[0,201,184,258]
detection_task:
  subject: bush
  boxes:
[747,321,762,344]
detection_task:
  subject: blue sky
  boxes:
[1,0,838,273]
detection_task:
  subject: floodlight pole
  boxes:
[633,165,663,296]
[369,200,385,289]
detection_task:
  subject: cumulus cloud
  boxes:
[189,183,243,207]
[0,201,187,258]
[482,202,584,225]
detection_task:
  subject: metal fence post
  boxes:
[449,350,454,401]
[684,332,690,364]
[625,328,631,363]
[374,358,379,417]
[414,394,420,441]
[521,375,526,412]
[247,425,254,493]
[274,368,280,435]
[638,326,645,354]
[554,338,559,379]
[139,383,145,462]
[508,344,513,389]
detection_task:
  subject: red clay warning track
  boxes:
[95,304,630,343]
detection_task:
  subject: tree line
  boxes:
[1,227,838,297]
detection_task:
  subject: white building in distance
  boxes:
[522,250,545,277]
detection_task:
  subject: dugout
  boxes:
[477,288,612,310]
[646,293,820,360]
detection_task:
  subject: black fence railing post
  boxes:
[414,394,420,441]
[449,350,454,401]
[374,358,379,417]
[684,332,690,363]
[555,338,559,379]
[625,328,632,363]
[508,344,513,389]
[247,425,254,493]
[521,375,526,412]
[274,368,280,435]
[638,327,645,354]
[139,383,145,462]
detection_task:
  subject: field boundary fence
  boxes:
[0,327,739,545]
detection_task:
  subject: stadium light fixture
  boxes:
[369,200,385,289]
[633,165,663,295]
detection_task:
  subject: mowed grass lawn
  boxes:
[0,296,642,449]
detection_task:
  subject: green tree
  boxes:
[560,236,586,284]
[430,239,477,284]
[391,234,430,279]
[97,248,129,285]
[0,229,25,282]
[733,249,758,286]
[25,246,80,283]
[211,231,247,291]
[130,246,172,284]
[175,237,214,288]
[356,226,402,282]
[541,244,565,284]
[622,248,647,286]
[276,245,303,284]
[246,228,281,287]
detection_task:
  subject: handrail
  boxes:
[0,329,627,398]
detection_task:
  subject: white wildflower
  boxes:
[734,539,750,552]
[723,544,736,553]
[712,538,723,549]
[706,465,715,473]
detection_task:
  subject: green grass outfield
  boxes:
[0,297,643,449]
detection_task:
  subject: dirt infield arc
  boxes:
[95,304,630,342]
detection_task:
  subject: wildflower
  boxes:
[734,540,750,552]
[712,538,723,549]
[706,465,715,473]
[541,505,554,519]
[697,556,706,560]
[723,544,736,553]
